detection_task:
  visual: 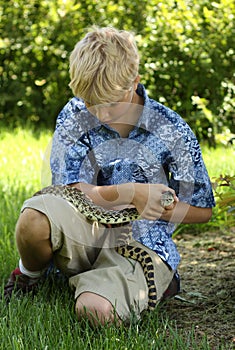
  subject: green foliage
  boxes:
[0,0,235,140]
[139,0,235,143]
[213,175,235,227]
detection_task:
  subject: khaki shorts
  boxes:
[22,194,174,321]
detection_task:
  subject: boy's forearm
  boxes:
[161,202,213,224]
[70,182,135,208]
[70,182,213,224]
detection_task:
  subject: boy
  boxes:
[4,26,215,326]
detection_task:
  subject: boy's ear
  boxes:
[134,75,140,89]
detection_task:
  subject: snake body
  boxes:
[33,185,174,310]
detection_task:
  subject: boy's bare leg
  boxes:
[15,208,53,271]
[75,292,122,327]
[15,207,122,326]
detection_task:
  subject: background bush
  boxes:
[1,0,235,142]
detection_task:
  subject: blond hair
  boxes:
[69,26,140,105]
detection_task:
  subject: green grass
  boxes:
[0,128,234,350]
[201,143,235,178]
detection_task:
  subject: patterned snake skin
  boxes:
[33,185,174,310]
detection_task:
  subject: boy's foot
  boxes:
[4,267,39,302]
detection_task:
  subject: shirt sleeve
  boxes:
[165,114,215,208]
[50,98,96,185]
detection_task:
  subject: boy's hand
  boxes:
[132,183,178,220]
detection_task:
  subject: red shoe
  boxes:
[4,267,39,302]
[162,273,180,300]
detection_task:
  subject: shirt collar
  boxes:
[135,84,153,130]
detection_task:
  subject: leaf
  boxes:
[174,295,196,304]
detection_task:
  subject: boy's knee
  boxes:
[15,208,52,271]
[75,292,121,326]
[16,208,50,243]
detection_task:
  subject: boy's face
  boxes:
[85,88,134,124]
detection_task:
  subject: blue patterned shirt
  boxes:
[50,84,215,270]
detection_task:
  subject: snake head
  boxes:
[160,191,175,208]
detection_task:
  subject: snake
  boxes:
[33,185,174,310]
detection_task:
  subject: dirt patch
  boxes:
[165,228,235,349]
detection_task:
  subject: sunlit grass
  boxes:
[201,143,235,178]
[0,127,52,188]
[0,128,52,280]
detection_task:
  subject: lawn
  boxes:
[0,128,234,350]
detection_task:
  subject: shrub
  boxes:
[213,175,235,227]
